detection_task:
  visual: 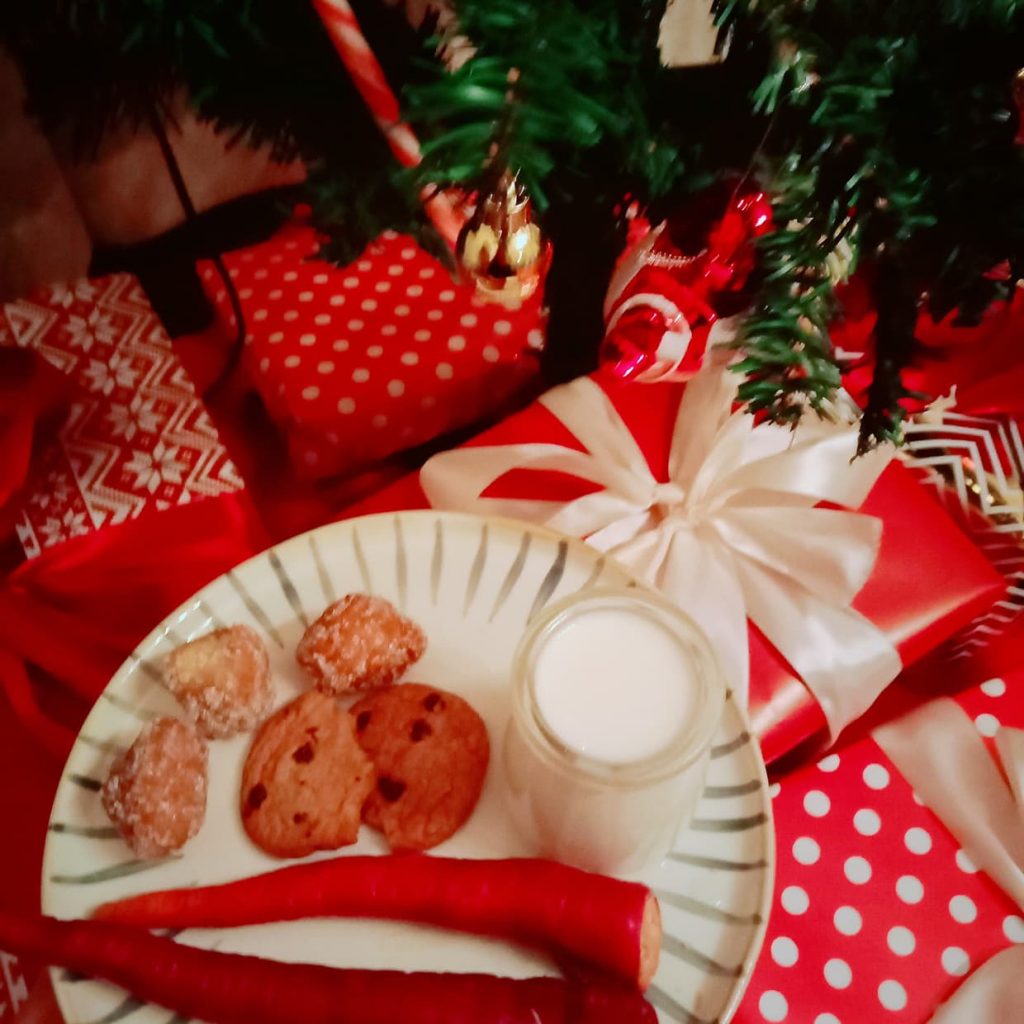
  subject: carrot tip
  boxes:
[638,893,661,992]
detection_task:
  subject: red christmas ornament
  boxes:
[600,187,773,383]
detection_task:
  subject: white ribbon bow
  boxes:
[421,363,902,738]
[875,701,1024,1021]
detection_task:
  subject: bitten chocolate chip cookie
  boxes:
[351,683,490,851]
[296,594,426,694]
[241,690,374,858]
[166,625,272,738]
[102,717,207,858]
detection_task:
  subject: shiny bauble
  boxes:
[456,170,548,306]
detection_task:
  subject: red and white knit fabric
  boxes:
[1,274,244,558]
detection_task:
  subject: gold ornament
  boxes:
[456,170,548,306]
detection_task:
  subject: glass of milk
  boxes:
[504,586,726,874]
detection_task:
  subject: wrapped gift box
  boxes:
[901,409,1024,668]
[735,672,1024,1023]
[198,221,544,481]
[347,374,1005,763]
[0,274,245,559]
[0,274,265,755]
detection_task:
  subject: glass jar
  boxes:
[503,586,726,874]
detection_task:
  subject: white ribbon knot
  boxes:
[421,363,902,738]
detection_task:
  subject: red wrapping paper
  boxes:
[836,281,1024,420]
[198,222,544,481]
[348,375,1005,763]
[735,670,1024,1023]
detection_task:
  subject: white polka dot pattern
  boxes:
[980,677,1006,697]
[804,790,831,817]
[896,875,924,904]
[834,906,862,936]
[887,926,915,956]
[744,677,1024,1024]
[904,827,932,855]
[793,836,820,865]
[196,223,542,480]
[771,937,799,968]
[853,808,881,836]
[974,712,1000,737]
[844,856,872,885]
[941,946,970,976]
[878,979,907,1011]
[781,886,809,915]
[758,990,788,1021]
[823,958,852,989]
[1004,914,1024,942]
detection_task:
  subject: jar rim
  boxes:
[511,585,727,786]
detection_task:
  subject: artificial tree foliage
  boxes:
[4,0,1024,449]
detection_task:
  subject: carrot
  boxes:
[0,910,656,1024]
[94,855,661,990]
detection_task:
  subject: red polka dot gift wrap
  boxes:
[198,223,545,481]
[733,674,1024,1024]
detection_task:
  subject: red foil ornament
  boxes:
[600,188,773,383]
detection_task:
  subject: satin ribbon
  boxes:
[0,493,267,758]
[420,362,902,737]
[875,700,1024,1021]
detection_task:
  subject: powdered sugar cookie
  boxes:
[102,717,207,858]
[296,594,426,694]
[165,625,272,738]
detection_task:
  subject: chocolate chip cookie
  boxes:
[350,683,490,851]
[241,690,374,858]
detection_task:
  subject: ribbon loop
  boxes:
[875,700,1024,1020]
[421,365,901,739]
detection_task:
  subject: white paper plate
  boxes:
[42,511,774,1024]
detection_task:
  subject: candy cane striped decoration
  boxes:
[311,0,463,248]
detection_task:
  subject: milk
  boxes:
[532,607,697,764]
[504,588,725,874]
